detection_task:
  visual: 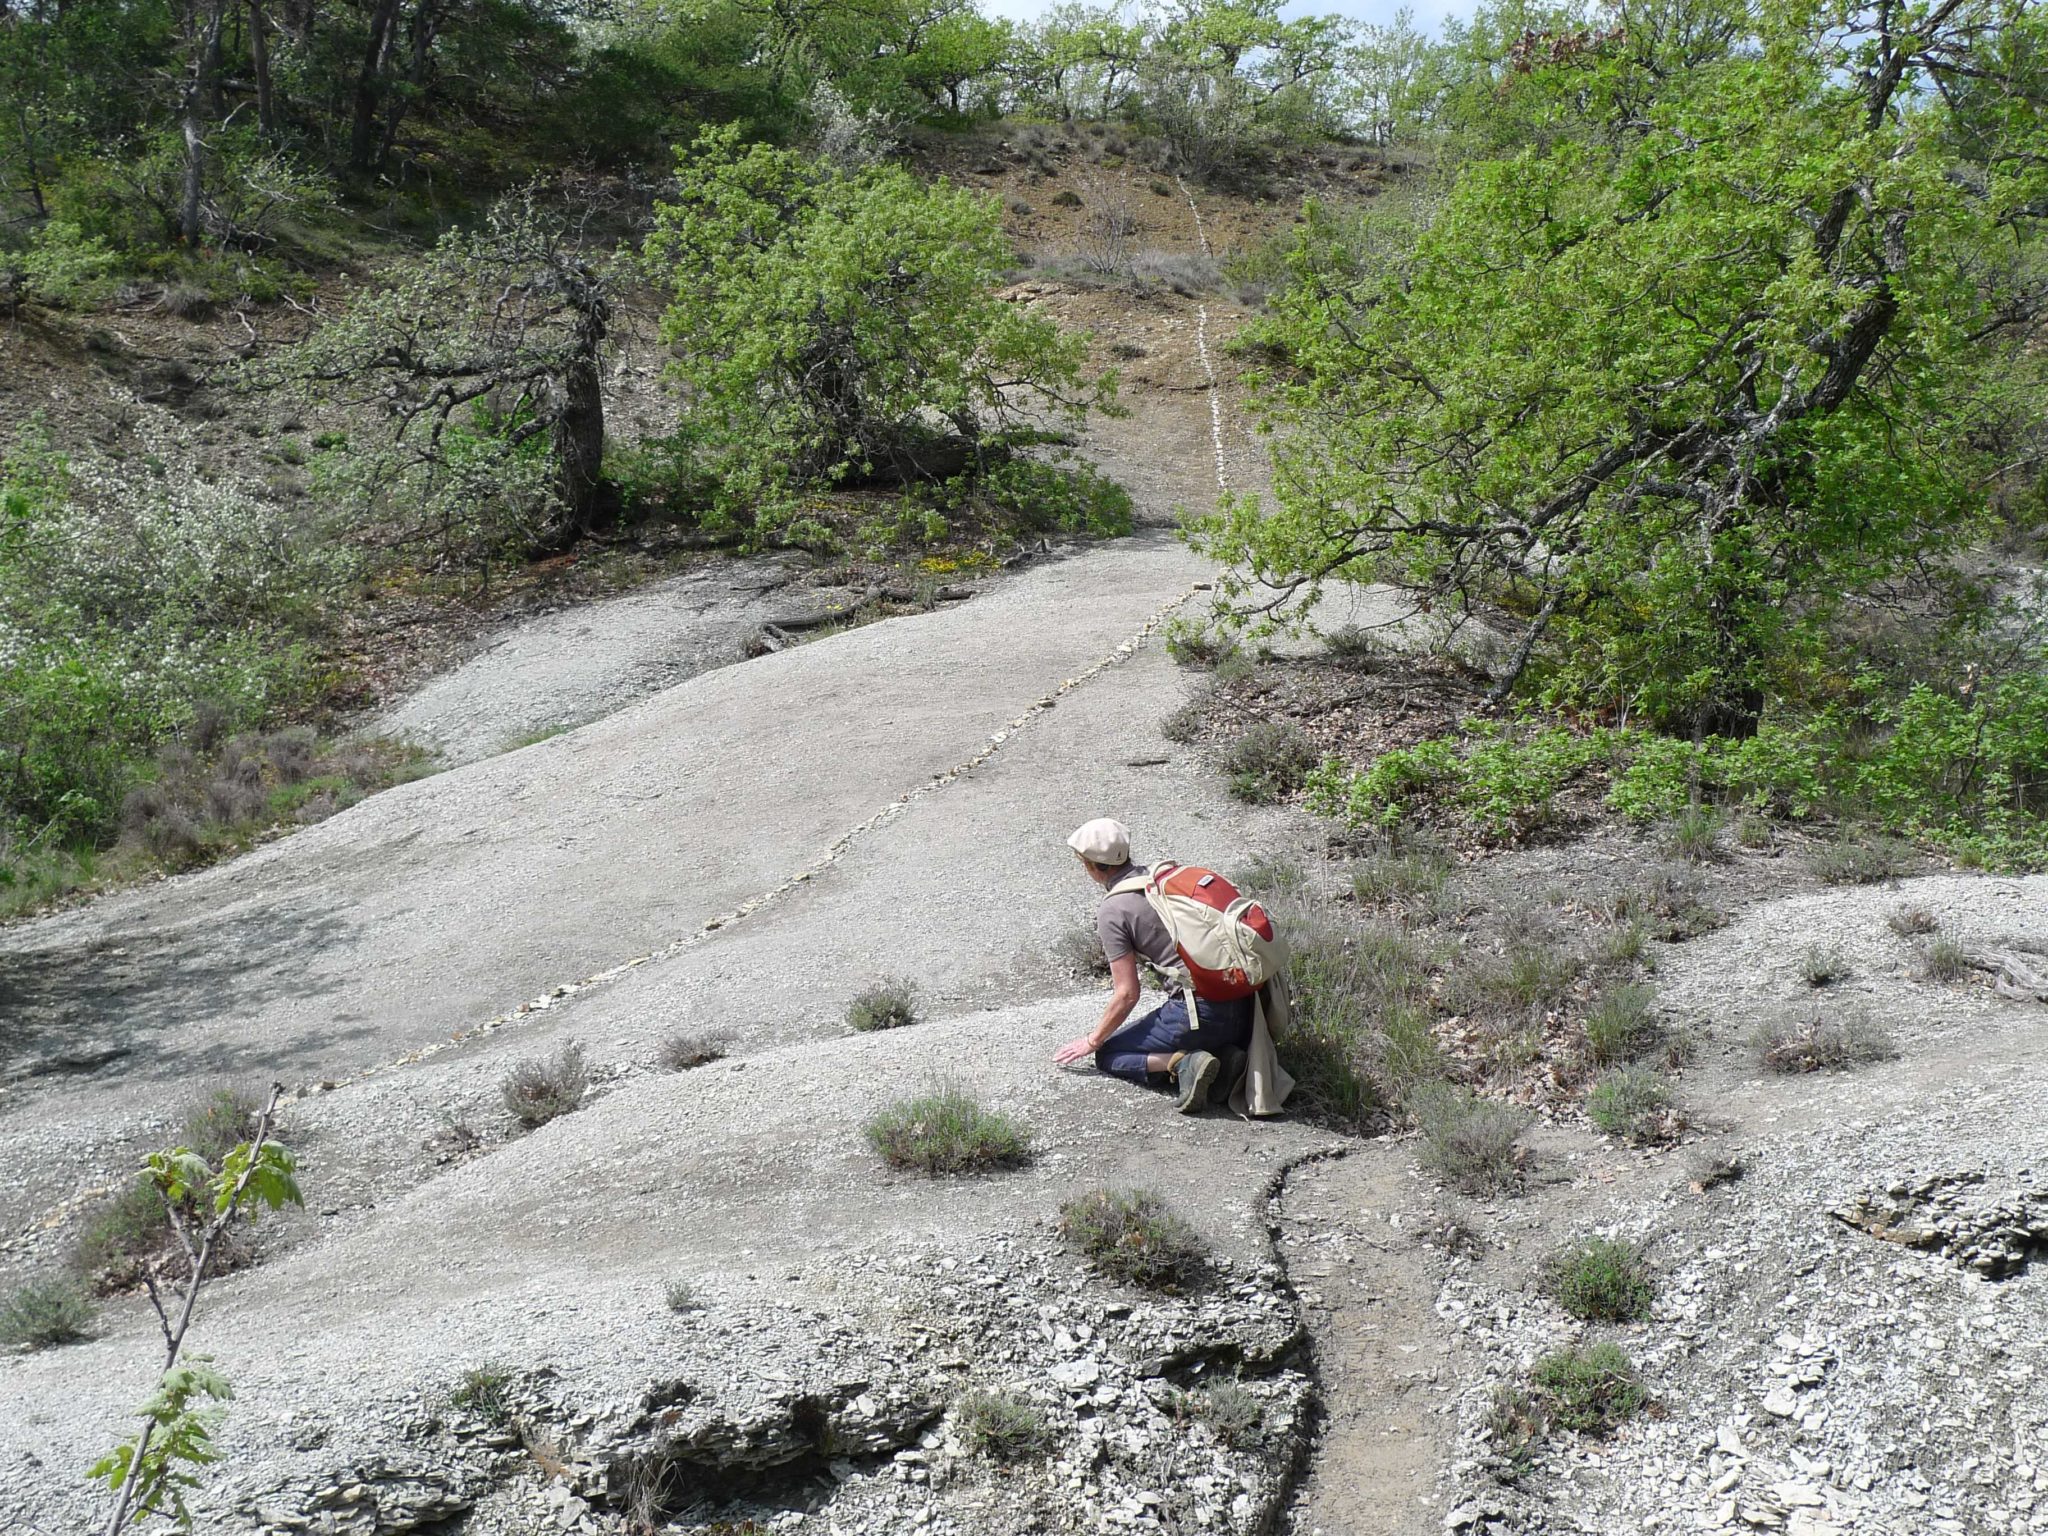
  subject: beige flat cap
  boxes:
[1067,818,1131,864]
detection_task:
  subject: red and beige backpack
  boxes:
[1110,862,1287,1000]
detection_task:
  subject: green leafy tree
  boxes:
[89,1085,303,1533]
[0,0,169,226]
[1141,0,1352,172]
[1012,2,1145,120]
[646,125,1111,539]
[898,5,1012,114]
[1341,7,1439,146]
[1198,0,2048,734]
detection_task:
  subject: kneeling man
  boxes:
[1053,817,1254,1112]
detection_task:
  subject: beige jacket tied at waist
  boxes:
[1228,971,1296,1119]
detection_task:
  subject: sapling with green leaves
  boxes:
[89,1083,302,1534]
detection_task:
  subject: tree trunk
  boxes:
[552,352,607,533]
[178,0,230,247]
[179,116,205,245]
[375,0,439,173]
[202,0,225,118]
[349,0,401,170]
[550,266,611,534]
[248,0,275,135]
[15,104,46,218]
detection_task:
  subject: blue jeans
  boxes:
[1096,992,1254,1085]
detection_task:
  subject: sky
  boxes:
[976,0,1476,30]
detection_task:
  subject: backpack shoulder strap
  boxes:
[1107,862,1165,898]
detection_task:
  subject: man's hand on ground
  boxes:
[1054,1034,1097,1067]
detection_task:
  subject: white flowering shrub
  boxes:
[0,425,348,846]
[806,79,899,171]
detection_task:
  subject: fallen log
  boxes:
[1992,951,2048,1003]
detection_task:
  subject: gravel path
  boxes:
[368,553,829,766]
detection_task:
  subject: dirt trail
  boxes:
[1280,1146,1458,1536]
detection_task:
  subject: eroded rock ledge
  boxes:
[215,1233,1314,1536]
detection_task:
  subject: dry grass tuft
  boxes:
[847,978,921,1032]
[1411,1083,1530,1194]
[955,1390,1052,1462]
[501,1041,590,1129]
[1058,1188,1206,1288]
[1753,1009,1896,1073]
[656,1033,725,1071]
[1586,1065,1683,1144]
[865,1086,1032,1175]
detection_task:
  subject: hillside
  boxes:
[5,4,2048,1536]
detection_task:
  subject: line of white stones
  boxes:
[328,590,1204,1095]
[1178,176,1231,496]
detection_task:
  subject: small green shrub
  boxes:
[500,1041,589,1129]
[1197,1381,1263,1445]
[1051,188,1083,207]
[1799,944,1849,987]
[1917,936,1971,981]
[1613,864,1724,940]
[1272,902,1433,1131]
[1586,1065,1680,1144]
[1310,723,1610,840]
[1530,1343,1646,1435]
[450,1365,516,1425]
[1662,806,1723,862]
[1161,699,1207,744]
[1212,649,1257,685]
[1582,984,1657,1065]
[866,1087,1032,1174]
[1220,721,1317,803]
[1053,924,1112,979]
[1303,686,2048,870]
[1542,1238,1653,1322]
[1810,834,1908,885]
[1322,624,1383,660]
[1753,1010,1896,1072]
[1592,921,1649,972]
[1379,1001,1441,1089]
[1410,1083,1529,1194]
[970,457,1134,539]
[1449,939,1582,1020]
[955,1390,1052,1462]
[848,978,920,1031]
[182,1085,264,1163]
[0,1276,95,1349]
[1058,1188,1206,1288]
[1162,619,1236,668]
[69,1176,172,1292]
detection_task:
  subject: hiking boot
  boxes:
[1174,1051,1220,1114]
[1211,1047,1247,1105]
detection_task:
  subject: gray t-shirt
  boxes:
[1095,864,1178,971]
